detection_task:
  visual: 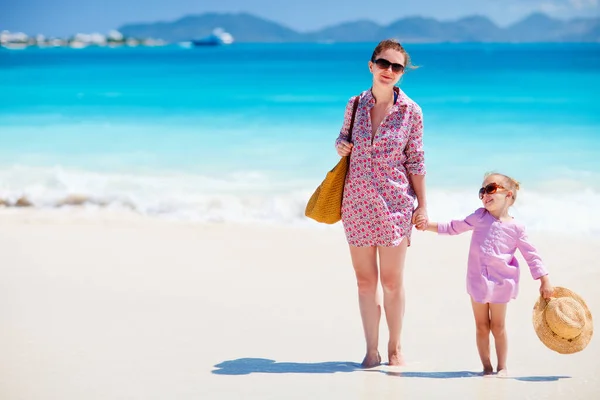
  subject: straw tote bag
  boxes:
[305,96,359,224]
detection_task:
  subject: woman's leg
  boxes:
[349,245,381,367]
[489,303,508,375]
[378,239,408,366]
[471,299,493,375]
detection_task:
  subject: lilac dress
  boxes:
[437,208,548,304]
[335,88,426,247]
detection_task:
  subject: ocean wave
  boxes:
[0,165,314,224]
[1,165,599,235]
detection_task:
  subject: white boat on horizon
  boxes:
[190,28,234,46]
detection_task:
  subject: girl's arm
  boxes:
[436,209,483,235]
[516,225,548,280]
[416,209,481,234]
[424,221,438,232]
[515,225,554,298]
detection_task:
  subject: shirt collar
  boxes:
[363,86,407,110]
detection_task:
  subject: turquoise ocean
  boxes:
[0,43,599,234]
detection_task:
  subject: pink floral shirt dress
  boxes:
[335,88,426,247]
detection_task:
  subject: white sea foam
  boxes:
[1,165,598,236]
[425,187,600,237]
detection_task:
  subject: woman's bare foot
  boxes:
[388,349,405,366]
[361,352,381,368]
[482,366,494,376]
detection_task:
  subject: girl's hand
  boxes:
[413,215,427,230]
[336,140,353,157]
[539,276,554,300]
[412,207,428,230]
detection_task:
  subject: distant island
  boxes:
[2,11,599,49]
[117,12,600,43]
[0,30,166,49]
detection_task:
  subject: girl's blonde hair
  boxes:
[484,172,521,203]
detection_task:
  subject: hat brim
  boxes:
[532,287,593,354]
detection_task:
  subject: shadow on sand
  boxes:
[212,358,572,382]
[379,370,482,378]
[373,370,571,381]
[212,358,361,375]
[508,376,571,382]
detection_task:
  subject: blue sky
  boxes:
[2,0,599,36]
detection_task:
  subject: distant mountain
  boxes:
[119,12,302,43]
[507,12,569,42]
[450,16,505,41]
[303,20,384,43]
[381,17,449,42]
[117,12,600,43]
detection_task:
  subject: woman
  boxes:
[335,39,428,368]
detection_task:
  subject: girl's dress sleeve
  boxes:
[404,105,426,176]
[437,208,485,235]
[516,224,548,279]
[335,97,358,148]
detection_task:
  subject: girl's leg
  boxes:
[471,298,493,375]
[378,239,408,366]
[349,245,381,368]
[489,303,508,375]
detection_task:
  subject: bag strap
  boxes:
[347,96,360,143]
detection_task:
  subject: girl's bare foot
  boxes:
[388,350,405,366]
[361,352,381,368]
[482,366,494,376]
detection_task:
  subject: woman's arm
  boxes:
[404,105,426,178]
[409,174,428,229]
[335,97,358,148]
[409,173,427,209]
[405,106,427,228]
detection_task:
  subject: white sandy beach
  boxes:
[0,209,598,400]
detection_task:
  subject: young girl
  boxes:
[416,172,554,376]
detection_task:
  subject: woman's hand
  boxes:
[336,140,353,157]
[412,207,428,230]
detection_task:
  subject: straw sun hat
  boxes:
[533,287,593,354]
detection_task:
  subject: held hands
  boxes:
[539,275,554,300]
[336,140,353,157]
[412,207,428,231]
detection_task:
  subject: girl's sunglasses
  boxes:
[479,183,506,199]
[372,58,405,74]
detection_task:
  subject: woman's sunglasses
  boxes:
[372,58,405,74]
[479,183,506,199]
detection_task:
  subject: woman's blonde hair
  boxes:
[484,172,521,203]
